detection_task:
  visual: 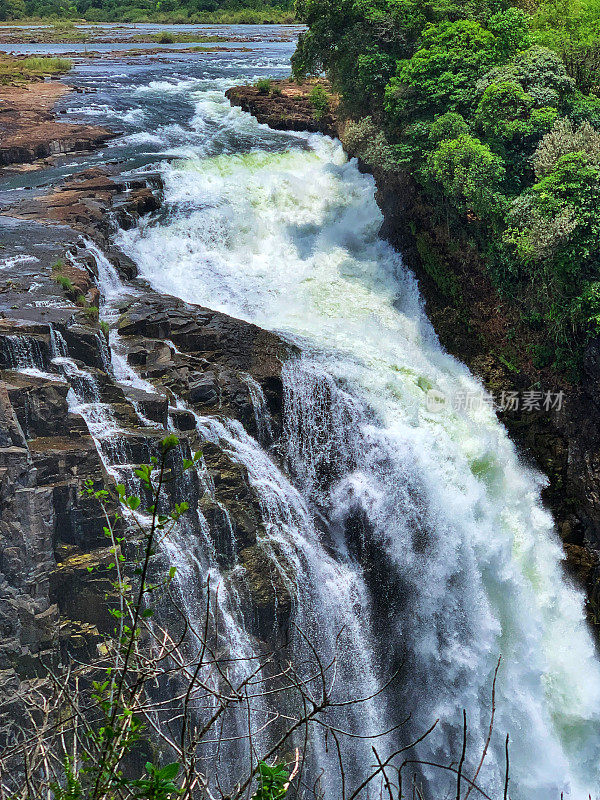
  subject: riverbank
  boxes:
[226,78,600,623]
[0,26,299,45]
[0,79,114,167]
[0,13,297,33]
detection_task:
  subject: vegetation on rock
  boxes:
[0,54,71,83]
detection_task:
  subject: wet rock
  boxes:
[237,544,292,637]
[225,80,338,136]
[564,543,600,589]
[188,372,218,406]
[51,548,118,632]
[201,441,264,560]
[118,294,294,438]
[124,386,169,427]
[62,324,106,369]
[3,371,70,440]
[169,408,196,431]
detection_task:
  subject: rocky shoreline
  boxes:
[0,80,114,168]
[226,79,600,625]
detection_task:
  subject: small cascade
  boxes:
[0,334,46,373]
[81,237,126,305]
[50,327,69,359]
[96,331,112,372]
[50,337,133,478]
[243,372,273,445]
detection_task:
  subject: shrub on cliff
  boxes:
[342,116,404,172]
[309,82,329,118]
[384,20,501,120]
[475,46,576,108]
[475,81,557,142]
[533,117,600,177]
[505,152,600,347]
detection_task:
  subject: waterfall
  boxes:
[112,92,600,799]
[0,334,46,373]
[242,372,274,446]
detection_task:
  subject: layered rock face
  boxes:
[225,80,337,135]
[0,167,295,743]
[0,82,115,168]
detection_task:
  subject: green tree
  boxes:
[428,111,469,144]
[475,80,557,142]
[385,20,501,120]
[426,133,506,217]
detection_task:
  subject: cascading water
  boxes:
[107,77,600,799]
[78,236,385,793]
[0,334,46,374]
[5,38,591,797]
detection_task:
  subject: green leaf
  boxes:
[161,434,179,452]
[158,762,180,781]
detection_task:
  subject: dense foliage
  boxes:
[293,0,600,374]
[0,0,294,23]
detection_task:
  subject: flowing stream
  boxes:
[3,32,600,798]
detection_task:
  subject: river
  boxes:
[2,26,600,799]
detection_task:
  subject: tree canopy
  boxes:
[293,0,600,372]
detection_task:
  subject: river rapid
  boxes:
[4,27,600,799]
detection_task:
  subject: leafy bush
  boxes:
[342,116,402,172]
[488,7,530,59]
[156,31,175,43]
[309,83,329,119]
[83,305,99,321]
[256,78,272,95]
[475,46,575,108]
[429,112,469,145]
[385,20,501,120]
[426,133,506,218]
